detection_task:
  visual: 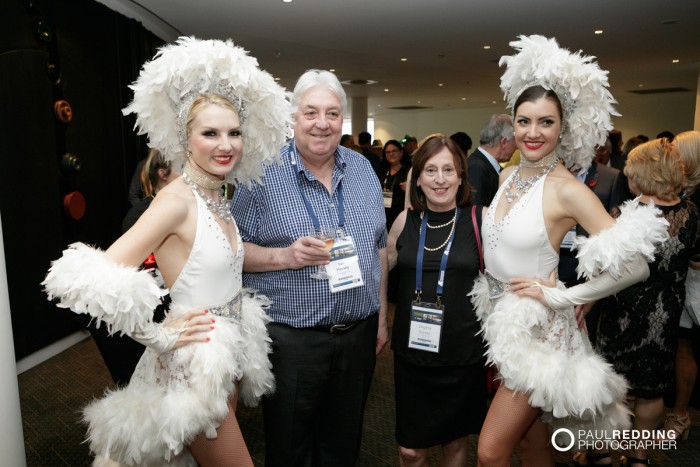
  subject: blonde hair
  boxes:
[186,93,239,141]
[624,138,685,201]
[674,131,700,196]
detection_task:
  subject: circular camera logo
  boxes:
[551,428,575,452]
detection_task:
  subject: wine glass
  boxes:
[310,228,335,280]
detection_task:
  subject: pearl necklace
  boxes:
[422,210,457,251]
[504,156,560,204]
[182,171,232,223]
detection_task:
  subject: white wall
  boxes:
[374,92,697,145]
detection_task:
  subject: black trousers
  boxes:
[262,314,378,467]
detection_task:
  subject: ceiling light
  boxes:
[461,97,466,101]
[283,0,292,3]
[638,84,644,88]
[274,77,280,81]
[329,68,336,72]
[384,88,389,92]
[438,83,444,87]
[400,58,408,62]
[594,30,603,35]
[483,45,491,50]
[672,59,680,63]
[492,101,497,104]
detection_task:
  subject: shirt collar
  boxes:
[478,147,501,173]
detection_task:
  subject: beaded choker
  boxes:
[183,161,225,190]
[182,171,232,223]
[505,156,560,204]
[519,151,559,168]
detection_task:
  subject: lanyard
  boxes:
[415,207,461,306]
[288,141,345,234]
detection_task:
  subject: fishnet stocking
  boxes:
[188,399,253,467]
[477,386,553,467]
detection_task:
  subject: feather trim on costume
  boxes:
[573,198,669,280]
[81,290,274,466]
[43,242,165,335]
[471,275,631,432]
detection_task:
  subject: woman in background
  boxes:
[380,139,410,230]
[666,130,700,441]
[595,139,700,466]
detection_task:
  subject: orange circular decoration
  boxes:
[54,100,73,123]
[63,191,86,220]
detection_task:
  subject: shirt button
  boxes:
[345,310,350,315]
[329,203,335,208]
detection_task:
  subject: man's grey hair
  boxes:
[291,69,347,116]
[479,114,514,147]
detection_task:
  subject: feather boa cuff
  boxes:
[573,198,669,280]
[43,243,166,335]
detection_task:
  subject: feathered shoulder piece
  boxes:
[499,35,619,172]
[43,243,165,335]
[123,36,292,186]
[573,199,670,280]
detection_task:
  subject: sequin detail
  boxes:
[208,293,243,321]
[484,269,510,299]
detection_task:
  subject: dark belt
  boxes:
[312,314,374,335]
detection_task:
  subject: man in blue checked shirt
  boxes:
[231,69,389,467]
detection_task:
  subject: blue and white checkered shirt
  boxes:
[231,141,387,328]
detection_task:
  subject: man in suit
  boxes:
[467,114,517,205]
[558,155,626,343]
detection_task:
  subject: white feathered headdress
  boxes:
[499,35,620,171]
[123,36,291,186]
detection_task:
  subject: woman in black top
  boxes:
[380,139,410,230]
[388,135,486,466]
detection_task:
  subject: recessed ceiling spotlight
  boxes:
[438,83,444,87]
[461,97,466,101]
[283,0,292,3]
[672,59,680,63]
[483,45,491,50]
[417,101,421,104]
[400,58,408,62]
[384,88,389,92]
[638,84,644,88]
[492,101,497,104]
[594,30,603,35]
[274,77,280,81]
[329,68,336,72]
[377,104,382,107]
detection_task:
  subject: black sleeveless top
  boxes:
[391,206,485,366]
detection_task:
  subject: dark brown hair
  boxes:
[409,134,473,211]
[514,85,563,122]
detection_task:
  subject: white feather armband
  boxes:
[573,198,669,280]
[43,242,167,336]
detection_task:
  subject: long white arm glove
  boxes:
[130,322,180,353]
[539,254,649,312]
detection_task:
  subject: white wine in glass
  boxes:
[310,229,335,280]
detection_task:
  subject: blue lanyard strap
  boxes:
[415,207,461,304]
[288,141,345,233]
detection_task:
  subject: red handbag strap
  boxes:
[472,205,484,273]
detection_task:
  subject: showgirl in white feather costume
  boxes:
[470,35,670,464]
[43,37,290,466]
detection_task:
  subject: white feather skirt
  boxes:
[43,243,274,466]
[83,294,274,466]
[471,276,631,438]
